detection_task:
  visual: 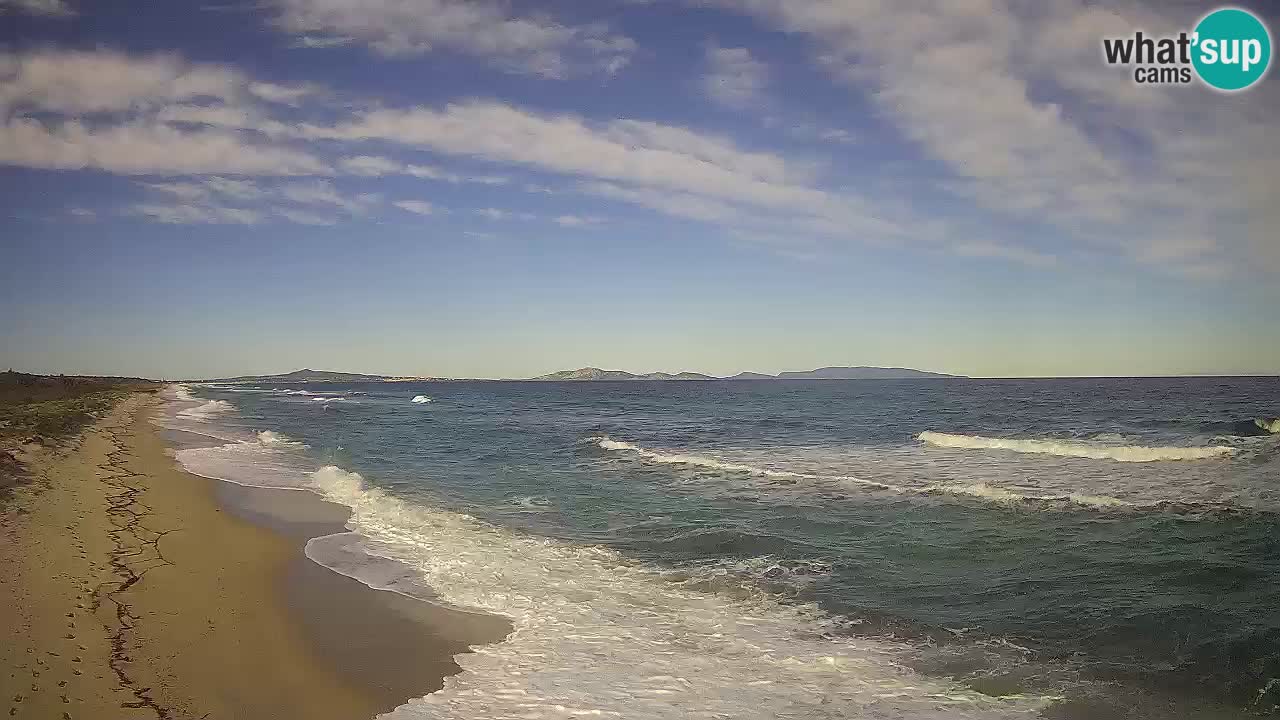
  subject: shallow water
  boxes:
[158,378,1280,718]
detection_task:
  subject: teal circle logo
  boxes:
[1192,7,1271,91]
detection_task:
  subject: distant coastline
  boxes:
[194,366,965,384]
[529,366,963,381]
[155,366,1280,384]
[199,368,438,384]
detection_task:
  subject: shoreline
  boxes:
[1,392,509,719]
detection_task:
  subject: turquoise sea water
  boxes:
[160,377,1280,719]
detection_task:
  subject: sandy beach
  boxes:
[1,392,508,720]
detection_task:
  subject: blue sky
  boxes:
[1,0,1277,379]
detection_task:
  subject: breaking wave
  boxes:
[594,436,891,489]
[176,399,234,418]
[918,431,1234,462]
[592,436,1269,513]
[923,482,1131,508]
[256,430,306,448]
[309,466,1052,720]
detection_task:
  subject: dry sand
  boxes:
[1,393,508,720]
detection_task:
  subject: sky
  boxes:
[0,0,1277,379]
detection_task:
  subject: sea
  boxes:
[156,377,1280,719]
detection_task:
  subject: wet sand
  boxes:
[0,393,509,719]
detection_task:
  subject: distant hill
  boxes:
[644,371,718,381]
[203,368,429,383]
[773,366,960,380]
[531,367,716,381]
[531,366,961,381]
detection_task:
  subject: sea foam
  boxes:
[257,430,306,448]
[176,399,234,419]
[595,436,1157,511]
[309,466,1050,720]
[918,431,1234,462]
[595,436,891,489]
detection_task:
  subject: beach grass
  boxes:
[0,371,159,497]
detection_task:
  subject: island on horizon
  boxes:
[192,366,965,384]
[529,366,964,381]
[200,368,437,383]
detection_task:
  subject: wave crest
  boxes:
[304,465,1051,720]
[176,399,234,419]
[257,430,306,448]
[918,431,1233,462]
[594,436,891,489]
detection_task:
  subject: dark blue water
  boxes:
[167,378,1280,719]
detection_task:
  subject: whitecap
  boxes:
[177,399,234,419]
[309,466,1053,720]
[918,431,1233,462]
[257,430,307,448]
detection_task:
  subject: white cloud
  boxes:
[393,200,434,215]
[143,176,265,201]
[274,207,337,225]
[202,176,264,200]
[154,104,292,138]
[0,48,242,114]
[603,119,802,184]
[553,214,603,227]
[66,207,95,220]
[767,120,855,146]
[475,207,508,220]
[405,164,510,185]
[713,0,1280,273]
[297,100,895,239]
[340,156,512,185]
[0,118,329,175]
[0,49,328,176]
[703,45,768,109]
[128,203,261,225]
[267,0,636,77]
[581,181,742,223]
[143,181,209,201]
[280,179,379,214]
[0,0,75,16]
[247,81,319,105]
[290,35,354,49]
[340,154,402,176]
